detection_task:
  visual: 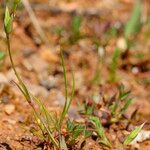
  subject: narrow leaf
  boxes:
[90,116,112,148]
[109,48,121,82]
[121,98,132,114]
[72,16,82,34]
[124,123,145,145]
[125,0,142,38]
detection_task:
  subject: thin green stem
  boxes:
[59,51,75,131]
[66,71,75,114]
[60,50,68,101]
[6,34,31,102]
[31,95,59,148]
[58,51,68,127]
[5,2,59,149]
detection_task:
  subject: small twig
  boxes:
[22,0,48,45]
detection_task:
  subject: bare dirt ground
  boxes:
[0,0,149,149]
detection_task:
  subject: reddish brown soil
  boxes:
[0,0,149,149]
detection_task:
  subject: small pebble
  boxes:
[132,67,139,74]
[117,37,127,51]
[40,76,56,90]
[98,46,105,58]
[4,104,15,115]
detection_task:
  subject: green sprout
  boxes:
[58,50,75,128]
[109,85,133,123]
[124,123,145,145]
[124,0,142,48]
[70,15,82,43]
[125,0,142,39]
[79,99,95,116]
[90,116,112,148]
[66,120,86,145]
[109,48,121,82]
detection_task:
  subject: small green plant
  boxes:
[108,85,133,123]
[90,116,112,148]
[125,0,142,39]
[4,1,31,104]
[123,123,145,145]
[109,48,121,82]
[72,15,82,37]
[4,1,76,149]
[70,15,82,43]
[4,1,59,148]
[79,99,95,116]
[58,51,75,128]
[124,0,142,49]
[66,120,86,145]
